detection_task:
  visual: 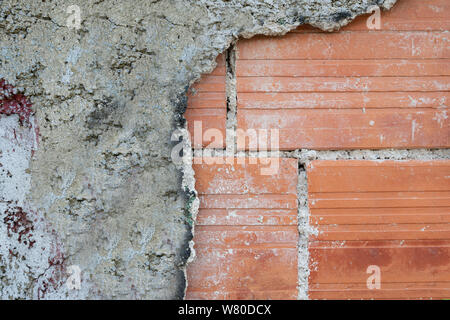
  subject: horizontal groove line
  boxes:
[188,90,225,92]
[307,163,450,167]
[315,224,450,227]
[309,290,450,293]
[195,225,297,227]
[194,246,297,250]
[310,246,450,249]
[238,107,447,111]
[237,58,450,61]
[196,225,296,228]
[312,213,450,215]
[312,198,450,202]
[237,75,450,78]
[287,30,450,34]
[187,289,297,293]
[199,193,297,196]
[313,238,450,242]
[317,229,450,232]
[200,207,298,210]
[198,214,296,216]
[189,91,226,93]
[237,58,450,62]
[310,240,450,244]
[312,217,450,219]
[236,91,449,93]
[198,208,296,211]
[238,90,450,94]
[310,281,450,285]
[310,206,450,210]
[311,190,450,194]
[185,108,226,111]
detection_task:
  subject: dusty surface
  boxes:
[0,0,397,299]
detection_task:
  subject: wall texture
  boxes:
[0,0,400,299]
[185,0,449,299]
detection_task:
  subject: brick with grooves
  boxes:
[185,54,227,149]
[307,160,450,300]
[186,158,299,300]
[236,0,449,150]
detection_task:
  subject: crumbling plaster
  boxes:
[0,0,397,299]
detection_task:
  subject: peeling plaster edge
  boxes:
[174,124,199,300]
[225,44,237,152]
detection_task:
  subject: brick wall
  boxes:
[185,0,449,300]
[308,160,450,299]
[236,0,449,150]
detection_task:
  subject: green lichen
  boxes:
[183,188,196,227]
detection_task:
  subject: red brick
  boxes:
[235,0,449,151]
[237,108,449,150]
[236,60,450,77]
[237,76,449,93]
[307,160,450,300]
[184,108,226,149]
[186,158,299,300]
[185,54,226,148]
[237,32,448,60]
[238,92,448,109]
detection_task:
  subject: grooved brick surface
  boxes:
[307,160,450,300]
[236,0,449,150]
[185,54,227,148]
[186,158,299,300]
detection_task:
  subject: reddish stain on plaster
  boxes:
[37,242,66,300]
[0,79,34,126]
[3,205,36,249]
[1,79,62,298]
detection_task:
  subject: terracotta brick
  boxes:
[184,108,227,149]
[237,32,448,60]
[185,54,226,148]
[236,60,450,77]
[238,92,449,109]
[238,108,449,150]
[241,31,448,60]
[235,0,449,150]
[186,158,299,300]
[237,76,449,93]
[307,160,450,300]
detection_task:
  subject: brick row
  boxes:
[307,160,450,300]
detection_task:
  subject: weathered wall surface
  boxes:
[0,0,397,299]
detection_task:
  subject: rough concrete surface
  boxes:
[0,0,398,299]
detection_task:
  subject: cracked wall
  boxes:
[0,0,398,299]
